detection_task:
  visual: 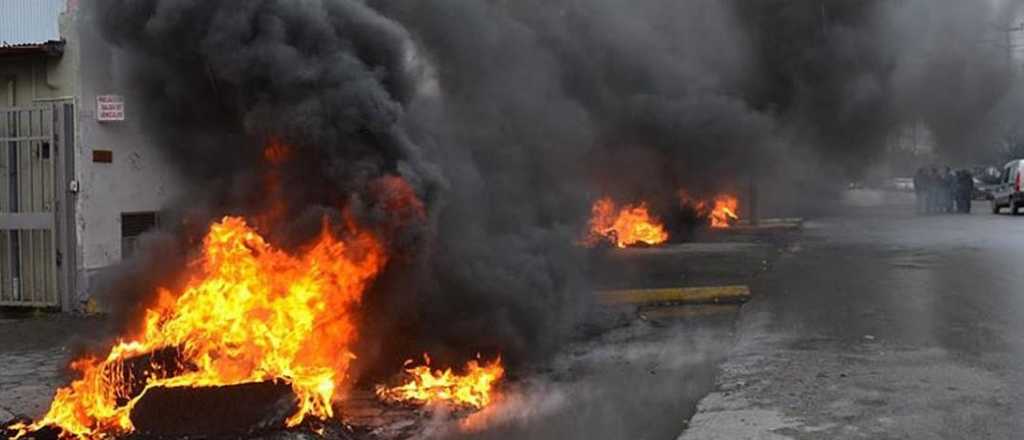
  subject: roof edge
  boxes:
[0,39,65,58]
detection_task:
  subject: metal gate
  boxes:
[0,103,73,308]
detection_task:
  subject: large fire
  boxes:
[11,137,503,438]
[376,354,505,409]
[15,214,505,438]
[15,216,386,437]
[585,197,669,248]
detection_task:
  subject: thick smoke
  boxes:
[89,0,1024,377]
[95,0,442,225]
[362,0,773,366]
[87,0,591,372]
[88,0,443,349]
[738,0,1024,173]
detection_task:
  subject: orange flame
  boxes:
[263,137,291,165]
[678,191,740,228]
[585,197,669,248]
[16,215,386,438]
[375,354,505,409]
[253,138,293,232]
[709,195,739,228]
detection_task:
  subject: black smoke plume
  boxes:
[88,0,1024,376]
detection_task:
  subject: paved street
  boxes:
[0,237,771,439]
[684,195,1024,439]
[7,193,1024,439]
[0,316,102,423]
[0,348,65,421]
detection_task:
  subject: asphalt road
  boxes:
[14,191,1018,439]
[0,234,772,440]
[445,240,782,440]
[684,193,1024,439]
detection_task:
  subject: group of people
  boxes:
[913,167,974,214]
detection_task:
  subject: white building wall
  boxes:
[65,5,185,306]
[0,1,185,310]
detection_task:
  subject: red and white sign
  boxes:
[96,95,125,122]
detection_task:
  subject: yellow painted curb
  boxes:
[641,304,739,319]
[597,285,751,306]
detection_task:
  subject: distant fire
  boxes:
[709,195,739,228]
[376,354,505,409]
[585,197,669,248]
[679,191,740,228]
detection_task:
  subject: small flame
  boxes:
[376,354,505,409]
[254,139,292,232]
[585,197,669,248]
[678,191,740,228]
[263,137,291,165]
[709,195,739,228]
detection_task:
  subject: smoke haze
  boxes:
[87,0,1024,375]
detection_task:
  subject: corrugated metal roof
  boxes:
[0,0,66,48]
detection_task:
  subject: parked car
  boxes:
[974,177,996,200]
[971,165,1001,200]
[974,165,1003,184]
[990,159,1024,214]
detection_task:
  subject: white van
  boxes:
[991,159,1024,214]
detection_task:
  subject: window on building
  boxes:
[121,212,159,259]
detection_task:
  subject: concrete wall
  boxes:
[0,48,73,106]
[0,4,187,309]
[68,8,185,306]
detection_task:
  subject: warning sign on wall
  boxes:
[97,95,125,122]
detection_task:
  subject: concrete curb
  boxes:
[597,285,751,306]
[676,296,801,440]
